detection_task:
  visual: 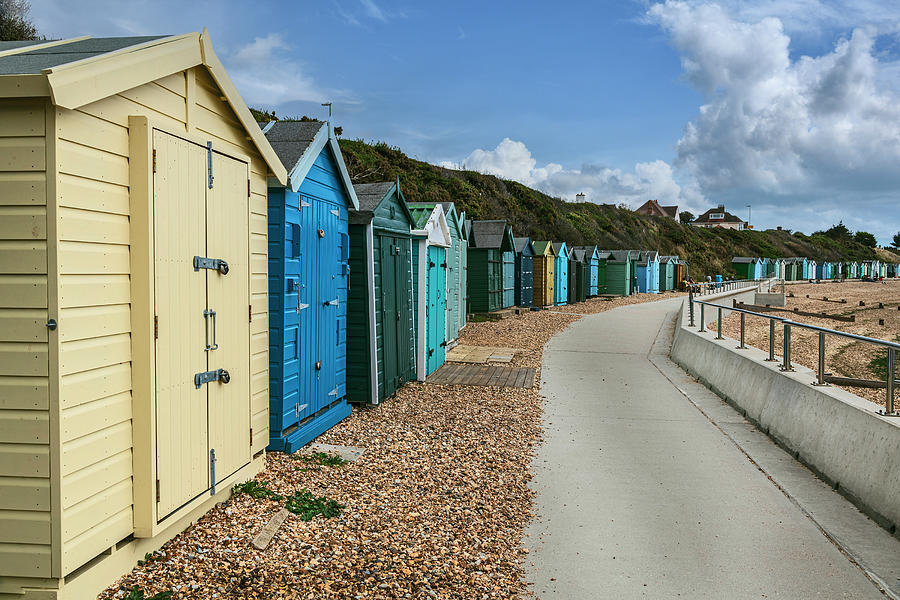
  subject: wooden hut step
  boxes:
[426,364,535,388]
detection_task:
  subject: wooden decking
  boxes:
[426,363,535,388]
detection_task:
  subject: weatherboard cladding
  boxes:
[552,242,568,305]
[573,246,600,296]
[514,237,535,307]
[532,241,556,307]
[438,202,465,343]
[467,220,514,312]
[265,127,352,453]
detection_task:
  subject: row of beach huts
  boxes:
[731,256,899,280]
[0,32,892,599]
[0,32,690,598]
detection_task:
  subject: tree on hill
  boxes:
[823,222,852,242]
[854,231,877,248]
[893,231,900,249]
[0,0,41,41]
[679,211,694,224]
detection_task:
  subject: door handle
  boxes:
[204,309,218,351]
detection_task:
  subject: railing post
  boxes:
[781,321,794,371]
[688,287,695,327]
[738,312,746,349]
[716,307,724,339]
[765,319,776,361]
[699,304,705,332]
[813,331,828,386]
[887,348,896,415]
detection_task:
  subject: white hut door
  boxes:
[153,132,210,517]
[206,150,250,486]
[153,131,250,517]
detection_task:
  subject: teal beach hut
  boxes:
[439,202,466,347]
[553,242,569,305]
[409,203,452,379]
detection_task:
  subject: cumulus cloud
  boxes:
[649,1,900,197]
[226,33,343,107]
[442,139,705,212]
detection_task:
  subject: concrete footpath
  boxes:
[527,297,893,599]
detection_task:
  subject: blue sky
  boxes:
[31,0,900,244]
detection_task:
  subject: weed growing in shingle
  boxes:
[283,489,344,521]
[232,480,283,501]
[125,586,172,600]
[294,451,346,467]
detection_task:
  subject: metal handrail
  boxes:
[689,294,898,415]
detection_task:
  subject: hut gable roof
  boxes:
[731,257,757,264]
[407,202,451,247]
[0,31,287,184]
[573,246,600,260]
[552,241,568,258]
[532,241,556,257]
[606,250,634,262]
[469,220,514,251]
[264,120,358,208]
[349,180,414,227]
[438,202,464,239]
[514,237,535,256]
[571,248,586,262]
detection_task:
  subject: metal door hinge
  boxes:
[152,149,157,173]
[209,449,217,495]
[247,179,251,197]
[249,304,252,323]
[323,298,339,307]
[206,141,214,189]
[154,315,158,340]
[330,209,340,217]
[155,479,160,503]
[249,428,253,446]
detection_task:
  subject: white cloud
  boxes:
[442,139,705,212]
[359,0,387,22]
[226,33,344,107]
[648,1,900,235]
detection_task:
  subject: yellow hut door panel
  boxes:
[152,131,209,517]
[152,131,251,519]
[206,150,250,485]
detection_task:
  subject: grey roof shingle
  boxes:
[262,120,326,173]
[514,237,533,254]
[352,182,394,212]
[0,36,167,75]
[469,220,508,249]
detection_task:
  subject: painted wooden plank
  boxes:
[60,420,131,477]
[57,108,129,157]
[58,333,130,376]
[0,444,48,477]
[61,477,131,543]
[0,308,46,342]
[0,376,47,411]
[61,506,132,576]
[78,90,185,133]
[0,241,46,274]
[58,304,130,343]
[61,390,131,443]
[0,102,44,137]
[193,81,241,127]
[0,172,46,206]
[60,448,130,509]
[57,139,128,186]
[0,409,47,444]
[58,206,129,245]
[252,508,289,550]
[153,72,187,97]
[58,241,129,275]
[0,509,50,544]
[523,368,535,389]
[0,477,49,511]
[0,342,47,376]
[0,541,50,577]
[59,363,131,411]
[59,273,130,308]
[0,206,46,239]
[0,137,44,171]
[118,82,186,123]
[58,173,129,216]
[0,275,46,309]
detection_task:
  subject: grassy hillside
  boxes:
[337,138,880,278]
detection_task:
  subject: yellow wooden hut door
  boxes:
[152,130,250,519]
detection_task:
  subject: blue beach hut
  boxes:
[637,251,660,293]
[553,242,569,305]
[263,120,358,453]
[408,203,452,380]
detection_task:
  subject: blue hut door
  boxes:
[315,203,345,410]
[426,246,447,375]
